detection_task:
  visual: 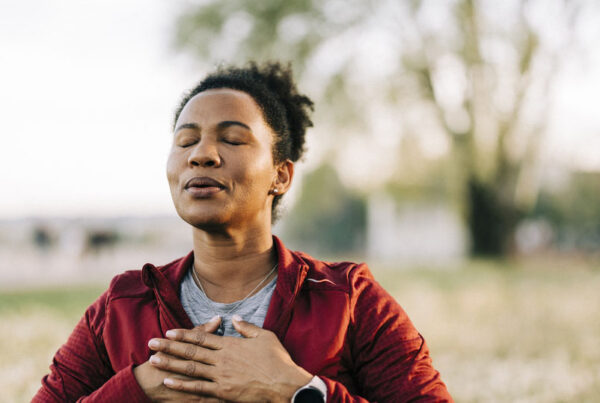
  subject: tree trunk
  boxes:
[466,178,521,257]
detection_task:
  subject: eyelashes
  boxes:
[222,139,244,146]
[178,140,197,148]
[177,138,245,148]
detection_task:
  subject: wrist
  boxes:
[271,365,313,402]
[291,376,327,402]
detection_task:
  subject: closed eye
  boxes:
[178,140,198,148]
[222,138,244,146]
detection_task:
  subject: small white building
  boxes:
[367,194,467,265]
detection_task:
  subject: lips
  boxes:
[184,177,226,198]
[184,177,226,190]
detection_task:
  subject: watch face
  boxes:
[295,387,325,403]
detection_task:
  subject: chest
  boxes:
[277,289,356,390]
[102,290,355,389]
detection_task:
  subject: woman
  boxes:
[34,62,452,402]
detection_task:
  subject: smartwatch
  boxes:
[291,376,327,402]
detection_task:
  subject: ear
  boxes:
[271,159,294,195]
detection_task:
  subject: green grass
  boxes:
[0,284,106,318]
[2,260,600,402]
[0,285,107,403]
[371,261,600,402]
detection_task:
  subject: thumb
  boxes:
[232,315,261,338]
[199,315,222,333]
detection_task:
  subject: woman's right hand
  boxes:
[133,318,222,402]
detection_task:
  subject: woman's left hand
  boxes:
[147,316,313,403]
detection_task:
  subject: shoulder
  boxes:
[290,248,418,337]
[105,254,189,301]
[290,249,375,295]
[82,255,188,331]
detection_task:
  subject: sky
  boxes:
[0,0,196,218]
[0,0,599,219]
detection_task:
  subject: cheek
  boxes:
[166,153,186,204]
[166,151,180,186]
[245,167,277,200]
[238,153,275,185]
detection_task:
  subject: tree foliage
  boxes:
[533,172,600,251]
[282,163,367,255]
[173,0,586,256]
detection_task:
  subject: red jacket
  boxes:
[34,237,452,402]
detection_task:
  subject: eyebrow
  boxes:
[174,120,252,133]
[217,120,252,132]
[174,122,199,133]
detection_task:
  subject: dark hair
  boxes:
[173,61,314,219]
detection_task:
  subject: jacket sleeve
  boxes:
[32,289,150,403]
[323,263,452,402]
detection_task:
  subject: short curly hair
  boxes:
[173,61,314,220]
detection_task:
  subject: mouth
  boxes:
[184,177,226,198]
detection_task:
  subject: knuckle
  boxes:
[156,352,170,365]
[194,330,207,345]
[185,361,197,377]
[162,342,172,354]
[184,344,196,359]
[193,381,205,394]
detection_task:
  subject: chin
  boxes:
[176,205,230,230]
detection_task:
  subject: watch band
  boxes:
[291,375,327,402]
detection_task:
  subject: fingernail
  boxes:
[164,378,175,386]
[210,315,221,323]
[149,355,161,364]
[165,330,176,338]
[148,339,159,348]
[232,314,242,322]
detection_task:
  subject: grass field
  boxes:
[1,258,599,402]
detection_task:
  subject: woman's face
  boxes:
[167,88,286,230]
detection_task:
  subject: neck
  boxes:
[191,225,277,302]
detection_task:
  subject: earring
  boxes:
[271,188,279,195]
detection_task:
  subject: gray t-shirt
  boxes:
[180,267,277,337]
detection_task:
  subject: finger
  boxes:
[164,377,221,398]
[166,315,221,339]
[197,315,222,333]
[159,380,223,402]
[149,353,215,380]
[231,314,261,338]
[163,327,224,350]
[148,339,217,364]
[153,385,220,402]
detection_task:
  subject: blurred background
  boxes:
[1,0,599,401]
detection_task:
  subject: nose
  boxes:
[187,138,222,168]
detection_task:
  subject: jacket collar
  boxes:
[141,236,309,332]
[141,251,195,330]
[271,235,309,303]
[261,236,310,334]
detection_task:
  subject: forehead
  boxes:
[177,88,265,127]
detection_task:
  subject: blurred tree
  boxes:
[282,163,367,255]
[533,172,600,252]
[173,0,585,257]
